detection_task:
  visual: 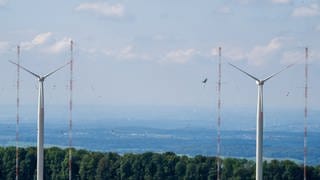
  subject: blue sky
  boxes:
[0,0,319,110]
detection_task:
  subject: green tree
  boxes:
[19,147,36,180]
[0,147,5,180]
[221,158,236,179]
[185,162,197,180]
[95,152,120,180]
[131,155,143,179]
[281,160,302,180]
[71,148,88,179]
[141,152,156,179]
[206,157,217,180]
[96,156,110,180]
[152,153,164,180]
[120,154,135,180]
[175,160,186,179]
[163,152,178,179]
[2,147,16,179]
[233,159,254,180]
[1,146,320,179]
[79,152,102,180]
[194,155,210,180]
[44,147,65,179]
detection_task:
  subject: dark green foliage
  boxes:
[19,147,36,180]
[79,152,103,180]
[0,148,5,180]
[175,160,186,179]
[2,146,16,179]
[96,152,120,180]
[44,147,65,179]
[264,159,304,180]
[0,146,319,179]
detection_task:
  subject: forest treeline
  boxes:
[0,146,319,179]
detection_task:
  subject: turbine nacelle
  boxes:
[256,80,264,86]
[39,77,45,82]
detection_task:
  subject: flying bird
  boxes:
[202,78,208,84]
[202,78,208,87]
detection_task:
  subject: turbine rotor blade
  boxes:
[263,63,294,82]
[228,62,259,82]
[44,61,71,79]
[9,60,40,79]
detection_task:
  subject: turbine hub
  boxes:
[256,80,264,85]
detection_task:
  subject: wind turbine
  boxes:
[228,63,293,180]
[9,60,70,180]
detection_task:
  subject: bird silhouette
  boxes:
[202,78,208,84]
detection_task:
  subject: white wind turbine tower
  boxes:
[9,60,70,180]
[228,63,293,180]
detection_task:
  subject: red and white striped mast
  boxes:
[303,47,308,180]
[68,40,74,180]
[16,45,20,180]
[216,47,222,180]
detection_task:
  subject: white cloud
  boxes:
[75,2,125,17]
[32,32,52,45]
[118,46,151,61]
[271,0,291,4]
[46,37,71,54]
[0,0,8,6]
[164,49,197,64]
[20,32,52,50]
[117,45,136,59]
[99,45,151,61]
[292,3,320,17]
[221,38,291,66]
[247,38,284,66]
[224,48,247,61]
